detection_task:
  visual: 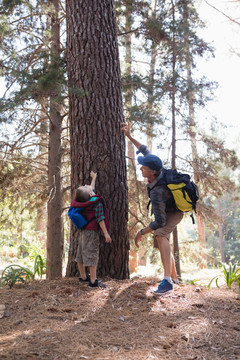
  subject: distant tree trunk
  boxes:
[217,198,225,262]
[37,205,47,244]
[196,214,207,268]
[129,249,138,273]
[182,0,207,268]
[46,0,64,279]
[66,0,129,279]
[146,0,157,152]
[37,105,48,245]
[124,5,138,273]
[171,1,181,279]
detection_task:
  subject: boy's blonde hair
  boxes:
[75,187,90,202]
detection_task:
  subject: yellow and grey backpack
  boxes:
[148,168,199,222]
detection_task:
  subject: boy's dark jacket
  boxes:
[70,194,110,230]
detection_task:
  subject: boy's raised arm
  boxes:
[90,171,97,190]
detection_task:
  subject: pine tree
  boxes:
[65,0,129,279]
[0,0,67,278]
[46,0,64,279]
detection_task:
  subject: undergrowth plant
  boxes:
[208,262,240,289]
[0,267,32,288]
[0,255,46,288]
[33,254,46,278]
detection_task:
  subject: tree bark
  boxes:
[37,104,48,245]
[46,0,64,279]
[182,0,207,268]
[146,0,157,152]
[170,0,181,279]
[217,198,225,263]
[196,213,207,268]
[123,3,140,273]
[66,0,129,279]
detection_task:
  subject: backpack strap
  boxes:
[190,212,195,224]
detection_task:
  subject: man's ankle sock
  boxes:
[164,276,173,284]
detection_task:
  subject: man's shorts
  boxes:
[154,211,184,247]
[75,230,100,267]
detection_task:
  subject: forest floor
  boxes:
[0,276,240,360]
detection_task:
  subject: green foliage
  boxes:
[33,254,46,278]
[208,262,240,289]
[23,238,46,262]
[186,279,198,285]
[0,255,46,288]
[1,0,25,13]
[1,265,34,288]
[0,197,38,247]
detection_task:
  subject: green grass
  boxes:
[208,262,240,289]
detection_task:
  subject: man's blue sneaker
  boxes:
[153,279,173,295]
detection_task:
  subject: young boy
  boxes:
[70,171,112,288]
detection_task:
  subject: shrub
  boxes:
[208,262,240,289]
[0,255,46,288]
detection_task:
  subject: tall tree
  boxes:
[122,1,139,272]
[46,0,64,279]
[0,0,66,278]
[216,198,225,262]
[66,0,129,279]
[169,0,182,277]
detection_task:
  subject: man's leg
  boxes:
[153,235,174,295]
[171,253,177,279]
[154,211,184,287]
[156,235,172,277]
[155,238,177,280]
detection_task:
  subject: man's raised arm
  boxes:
[121,121,142,150]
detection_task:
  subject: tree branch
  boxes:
[204,0,240,26]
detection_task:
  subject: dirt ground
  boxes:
[0,276,240,360]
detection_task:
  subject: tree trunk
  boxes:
[182,0,207,268]
[196,213,207,268]
[37,205,47,244]
[37,105,48,245]
[146,0,157,152]
[46,0,64,279]
[170,0,181,279]
[123,3,140,273]
[217,198,225,262]
[66,0,129,279]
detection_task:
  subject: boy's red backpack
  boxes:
[68,195,109,230]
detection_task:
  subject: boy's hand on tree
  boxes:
[105,233,112,243]
[90,171,97,179]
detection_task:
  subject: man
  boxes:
[121,122,183,295]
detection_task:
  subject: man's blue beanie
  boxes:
[137,154,163,171]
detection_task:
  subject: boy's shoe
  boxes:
[88,279,107,289]
[79,274,90,283]
[153,279,173,295]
